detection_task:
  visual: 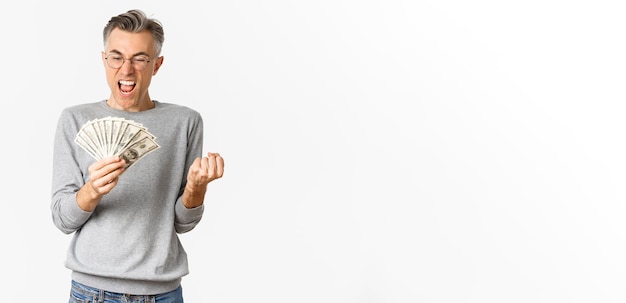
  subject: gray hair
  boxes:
[103,9,165,56]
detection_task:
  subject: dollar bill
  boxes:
[74,117,160,169]
[119,136,160,169]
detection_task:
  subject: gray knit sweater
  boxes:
[51,100,205,295]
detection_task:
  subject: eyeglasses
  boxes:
[104,54,155,70]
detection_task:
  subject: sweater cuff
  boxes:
[174,198,204,231]
[66,193,93,226]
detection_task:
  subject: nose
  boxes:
[119,59,135,73]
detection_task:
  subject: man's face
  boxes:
[102,28,163,112]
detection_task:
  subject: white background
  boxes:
[1,1,625,302]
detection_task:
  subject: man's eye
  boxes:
[133,57,148,63]
[109,56,123,62]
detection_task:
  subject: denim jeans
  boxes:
[69,280,184,303]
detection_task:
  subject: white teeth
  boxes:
[119,80,135,85]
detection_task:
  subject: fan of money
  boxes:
[74,116,160,169]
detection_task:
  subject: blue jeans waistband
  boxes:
[70,280,183,303]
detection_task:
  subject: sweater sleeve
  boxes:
[174,111,205,233]
[50,109,94,234]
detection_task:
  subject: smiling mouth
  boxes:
[119,80,136,93]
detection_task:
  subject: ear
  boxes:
[153,56,164,75]
[101,51,107,67]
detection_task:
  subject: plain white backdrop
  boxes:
[1,0,625,302]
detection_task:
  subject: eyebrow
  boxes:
[106,49,151,57]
